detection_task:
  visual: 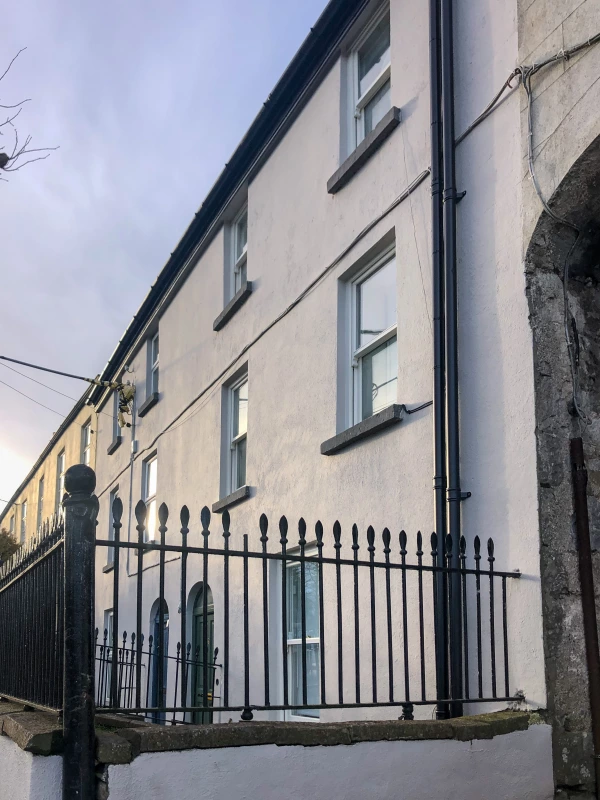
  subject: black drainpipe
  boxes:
[429,0,450,719]
[440,0,464,716]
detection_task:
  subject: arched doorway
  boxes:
[191,584,214,724]
[525,132,600,790]
[150,599,169,724]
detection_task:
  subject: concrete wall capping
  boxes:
[327,106,402,194]
[212,484,251,513]
[0,706,531,763]
[137,392,159,418]
[213,282,253,331]
[321,404,404,455]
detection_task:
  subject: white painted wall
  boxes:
[92,0,546,720]
[107,725,554,800]
[0,735,61,800]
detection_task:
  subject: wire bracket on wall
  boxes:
[447,489,471,502]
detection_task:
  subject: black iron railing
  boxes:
[0,516,64,711]
[95,629,219,724]
[93,497,522,724]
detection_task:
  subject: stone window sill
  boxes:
[138,392,159,418]
[213,281,253,332]
[212,485,251,513]
[107,436,122,455]
[327,106,402,195]
[320,404,404,455]
[102,562,115,574]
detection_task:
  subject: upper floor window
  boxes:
[107,486,119,566]
[112,390,121,441]
[56,450,66,512]
[143,455,158,542]
[149,333,159,396]
[229,376,248,493]
[349,7,391,148]
[81,420,92,466]
[351,250,397,423]
[9,515,15,537]
[20,500,27,544]
[37,476,45,531]
[231,205,248,297]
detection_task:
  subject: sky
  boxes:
[0,0,327,513]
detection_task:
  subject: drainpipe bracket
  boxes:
[442,189,467,203]
[447,489,471,502]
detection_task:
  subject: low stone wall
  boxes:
[0,703,554,799]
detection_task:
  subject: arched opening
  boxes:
[525,131,600,788]
[149,598,169,724]
[191,584,214,724]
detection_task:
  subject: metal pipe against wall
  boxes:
[570,437,600,799]
[428,0,450,719]
[440,0,464,716]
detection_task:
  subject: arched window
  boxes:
[191,585,214,724]
[150,599,169,723]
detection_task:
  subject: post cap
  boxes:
[64,464,96,496]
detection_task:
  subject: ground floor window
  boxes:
[286,555,320,718]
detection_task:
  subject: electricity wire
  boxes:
[0,378,65,418]
[0,361,117,421]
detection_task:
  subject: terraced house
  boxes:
[0,391,97,544]
[3,0,600,796]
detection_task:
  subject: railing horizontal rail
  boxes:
[94,538,521,579]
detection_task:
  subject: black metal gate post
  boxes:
[62,465,98,800]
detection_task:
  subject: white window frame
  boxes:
[347,4,391,151]
[81,420,92,466]
[112,390,121,441]
[20,500,27,544]
[9,515,15,537]
[37,476,45,531]
[56,450,66,513]
[142,455,158,542]
[107,486,119,565]
[285,547,321,722]
[228,375,248,494]
[148,333,159,396]
[349,246,397,425]
[230,204,248,298]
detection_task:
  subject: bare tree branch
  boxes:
[0,48,26,84]
[0,48,58,181]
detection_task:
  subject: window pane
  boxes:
[357,258,396,348]
[235,210,248,261]
[361,335,397,419]
[358,16,390,97]
[364,79,391,136]
[146,498,157,541]
[146,459,157,498]
[152,335,159,366]
[233,381,248,437]
[152,365,159,394]
[289,643,320,718]
[287,562,320,639]
[235,437,246,489]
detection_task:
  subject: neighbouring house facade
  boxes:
[0,392,97,545]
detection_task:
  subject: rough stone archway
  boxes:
[526,132,600,795]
